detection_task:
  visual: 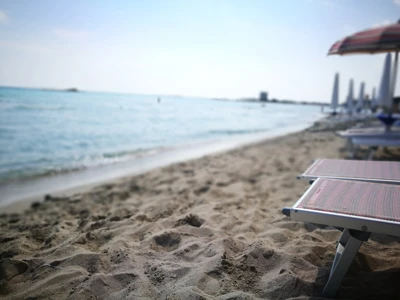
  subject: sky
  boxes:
[0,0,399,102]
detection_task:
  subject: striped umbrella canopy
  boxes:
[328,21,400,55]
[328,20,400,108]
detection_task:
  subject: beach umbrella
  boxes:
[328,20,400,110]
[346,79,354,114]
[331,73,339,112]
[378,53,392,109]
[356,82,365,112]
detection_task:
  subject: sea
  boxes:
[0,87,323,207]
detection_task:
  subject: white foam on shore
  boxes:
[0,122,315,210]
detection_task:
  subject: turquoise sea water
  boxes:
[0,87,322,187]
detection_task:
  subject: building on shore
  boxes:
[260,92,268,102]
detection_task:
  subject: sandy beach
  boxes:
[1,125,400,299]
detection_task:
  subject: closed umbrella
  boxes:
[371,87,377,109]
[346,79,354,114]
[378,53,392,110]
[331,73,339,113]
[356,82,365,113]
[376,53,396,130]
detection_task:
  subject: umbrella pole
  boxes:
[384,51,399,132]
[390,51,399,116]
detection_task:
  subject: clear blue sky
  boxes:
[0,0,399,102]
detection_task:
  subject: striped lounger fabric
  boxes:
[299,159,400,184]
[283,178,400,297]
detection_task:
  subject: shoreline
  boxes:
[0,121,318,213]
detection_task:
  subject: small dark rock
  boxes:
[176,214,204,227]
[31,202,41,209]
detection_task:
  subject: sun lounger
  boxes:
[282,178,400,298]
[337,127,400,138]
[351,136,400,160]
[298,158,400,184]
[336,126,400,159]
[336,130,400,159]
[351,136,400,146]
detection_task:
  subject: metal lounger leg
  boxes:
[322,229,371,298]
[348,142,359,159]
[346,138,352,152]
[365,146,378,161]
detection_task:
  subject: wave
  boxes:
[0,103,74,111]
[0,146,172,185]
[101,147,168,160]
[207,128,269,135]
[0,165,85,185]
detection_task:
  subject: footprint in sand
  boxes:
[197,274,221,296]
[152,232,181,251]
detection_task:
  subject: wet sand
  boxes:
[1,125,400,299]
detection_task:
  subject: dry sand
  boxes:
[1,128,400,299]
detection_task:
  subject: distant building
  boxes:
[260,92,268,102]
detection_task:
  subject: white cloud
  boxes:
[0,10,8,24]
[0,40,53,54]
[372,20,391,28]
[393,0,400,6]
[53,28,90,39]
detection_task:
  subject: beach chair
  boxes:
[282,178,400,298]
[298,158,400,184]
